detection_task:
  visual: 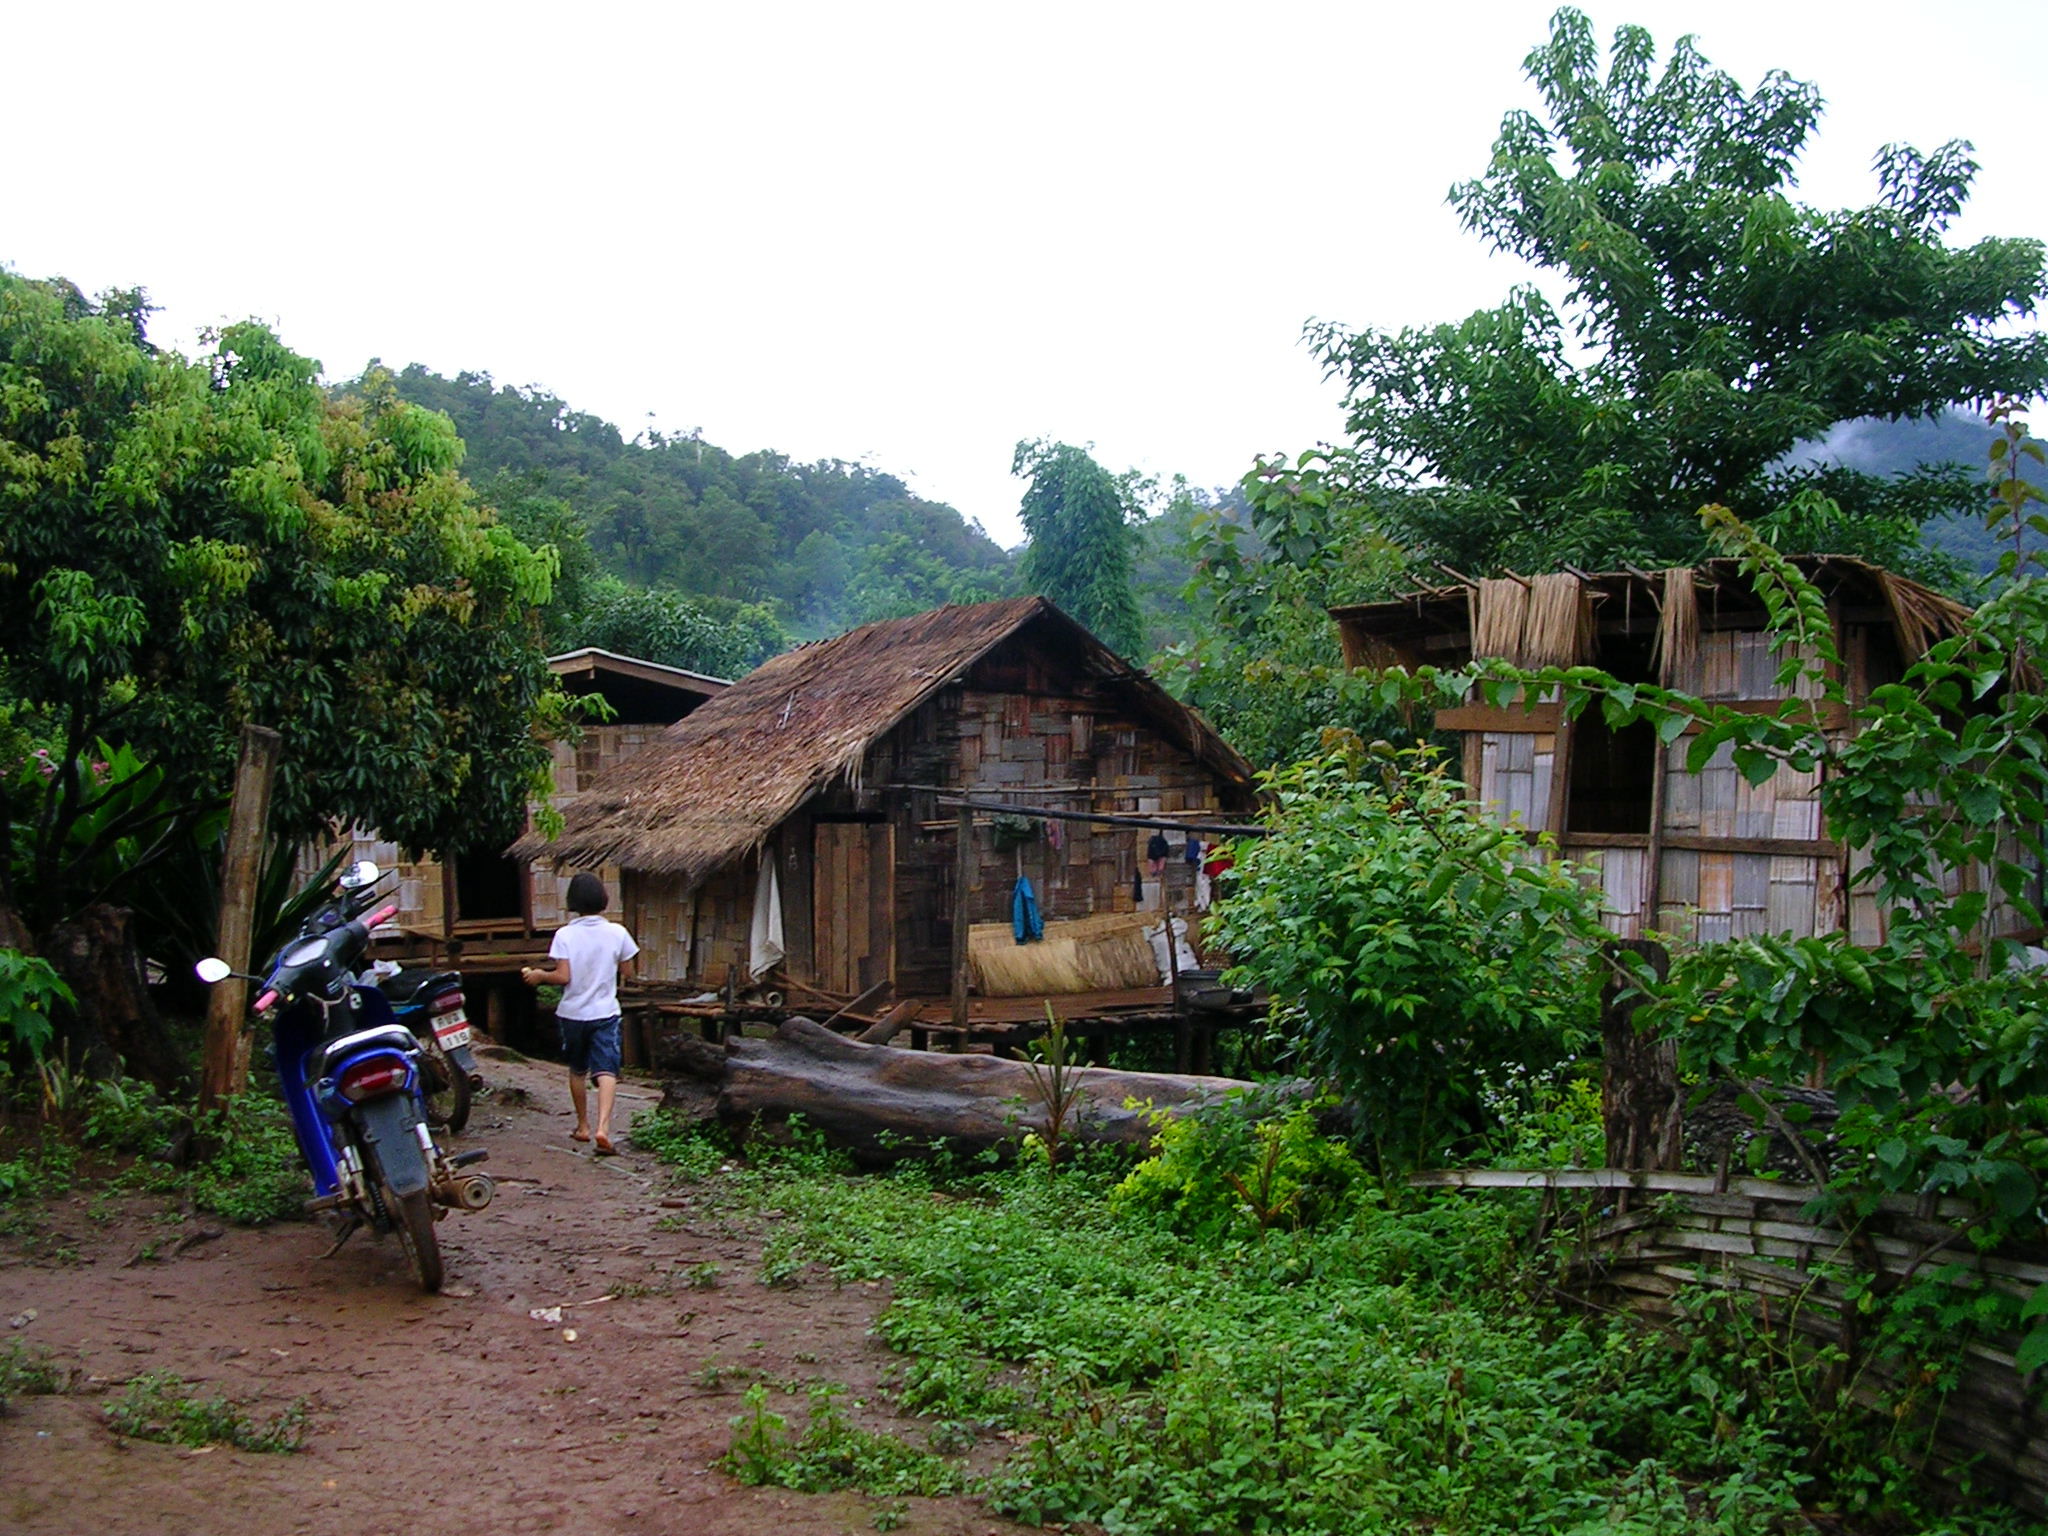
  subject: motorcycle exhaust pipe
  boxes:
[434,1172,494,1211]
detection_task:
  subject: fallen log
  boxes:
[659,1015,1258,1164]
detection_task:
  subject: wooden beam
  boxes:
[1434,703,1563,732]
[1561,832,1842,859]
[198,724,281,1114]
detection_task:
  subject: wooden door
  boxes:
[812,822,895,995]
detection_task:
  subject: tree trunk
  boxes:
[42,904,186,1089]
[1600,939,1680,1172]
[659,1015,1255,1165]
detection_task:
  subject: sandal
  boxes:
[593,1135,617,1157]
[570,1129,592,1143]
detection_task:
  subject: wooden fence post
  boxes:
[951,801,973,1033]
[198,724,282,1115]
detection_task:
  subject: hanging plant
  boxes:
[990,813,1039,851]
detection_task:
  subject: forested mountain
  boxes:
[382,366,1017,647]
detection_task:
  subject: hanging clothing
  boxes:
[1184,834,1202,865]
[1011,875,1043,944]
[747,856,786,980]
[1145,831,1170,878]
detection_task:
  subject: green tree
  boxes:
[387,366,1015,633]
[1298,7,2048,579]
[0,275,566,949]
[1013,440,1143,656]
[567,579,787,677]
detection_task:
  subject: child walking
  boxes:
[521,872,639,1155]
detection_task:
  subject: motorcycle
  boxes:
[196,861,493,1293]
[363,961,479,1135]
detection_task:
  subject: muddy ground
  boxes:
[0,1049,1041,1536]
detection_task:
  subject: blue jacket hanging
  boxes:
[1011,875,1043,944]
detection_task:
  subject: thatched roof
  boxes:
[1330,557,1975,684]
[514,597,1253,884]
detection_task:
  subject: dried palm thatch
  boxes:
[1876,570,1976,669]
[968,912,1162,996]
[1653,567,1701,690]
[513,597,1252,884]
[1472,573,1588,668]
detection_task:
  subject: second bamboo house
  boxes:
[1329,559,1997,946]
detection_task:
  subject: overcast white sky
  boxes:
[7,2,2041,547]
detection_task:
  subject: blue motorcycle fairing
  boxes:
[273,983,411,1198]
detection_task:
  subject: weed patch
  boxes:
[720,1381,964,1498]
[0,1342,72,1411]
[646,1116,2047,1535]
[103,1370,308,1452]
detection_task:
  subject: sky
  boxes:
[6,1,2042,548]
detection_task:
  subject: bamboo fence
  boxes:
[1411,1168,2048,1513]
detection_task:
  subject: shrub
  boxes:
[1110,1099,1362,1240]
[0,950,73,1060]
[1208,741,1611,1170]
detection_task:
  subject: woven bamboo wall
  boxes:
[1412,1168,2048,1515]
[1460,629,1845,944]
[1475,730,1558,831]
[626,863,749,987]
[294,830,442,934]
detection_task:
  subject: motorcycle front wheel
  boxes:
[387,1184,444,1294]
[421,1049,472,1135]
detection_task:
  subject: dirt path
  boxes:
[0,1051,1036,1536]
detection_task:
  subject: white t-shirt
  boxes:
[549,916,640,1021]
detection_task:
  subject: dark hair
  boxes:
[565,871,609,915]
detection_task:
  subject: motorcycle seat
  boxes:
[379,970,461,1006]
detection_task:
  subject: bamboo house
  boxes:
[311,647,727,1031]
[1329,559,2001,946]
[514,597,1257,1002]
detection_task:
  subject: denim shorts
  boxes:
[559,1014,622,1079]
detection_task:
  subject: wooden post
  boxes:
[198,724,282,1114]
[951,800,973,1032]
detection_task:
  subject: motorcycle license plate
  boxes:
[434,1009,473,1050]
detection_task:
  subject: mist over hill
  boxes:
[1788,409,2045,582]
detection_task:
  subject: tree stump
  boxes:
[43,904,185,1089]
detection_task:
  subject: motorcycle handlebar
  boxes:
[367,903,399,928]
[253,989,279,1013]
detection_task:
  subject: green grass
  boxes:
[636,1107,2046,1536]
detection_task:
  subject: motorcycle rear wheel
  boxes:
[421,1050,472,1135]
[388,1184,444,1294]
